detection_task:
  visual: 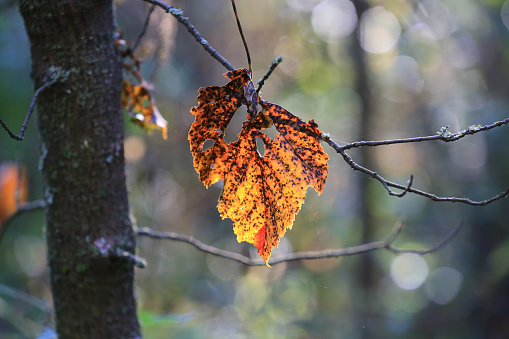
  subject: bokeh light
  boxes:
[124,135,147,163]
[311,0,357,42]
[360,7,401,54]
[502,0,509,30]
[14,235,46,277]
[425,267,463,305]
[286,0,320,12]
[391,253,429,290]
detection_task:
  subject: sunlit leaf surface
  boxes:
[189,69,328,264]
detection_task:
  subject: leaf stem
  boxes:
[230,0,252,76]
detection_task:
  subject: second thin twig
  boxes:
[137,222,462,266]
[0,79,57,141]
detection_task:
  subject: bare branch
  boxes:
[137,227,257,264]
[385,222,464,255]
[0,79,57,141]
[0,200,46,246]
[392,175,413,198]
[137,222,461,266]
[231,0,252,75]
[132,4,156,52]
[333,117,509,152]
[0,283,50,313]
[323,119,509,206]
[2,200,46,227]
[257,56,283,93]
[110,248,147,269]
[143,0,236,71]
[4,206,461,266]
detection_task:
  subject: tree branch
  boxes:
[331,118,509,151]
[0,283,50,313]
[386,222,464,255]
[137,222,462,266]
[322,118,509,206]
[0,200,466,266]
[132,4,156,52]
[2,200,465,266]
[257,56,283,93]
[143,0,236,71]
[0,79,57,141]
[0,200,46,246]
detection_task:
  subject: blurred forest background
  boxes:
[1,0,509,338]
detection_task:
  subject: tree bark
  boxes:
[18,1,140,338]
[351,1,381,338]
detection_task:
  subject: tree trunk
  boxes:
[18,1,140,338]
[351,1,380,337]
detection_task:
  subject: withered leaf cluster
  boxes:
[117,39,167,139]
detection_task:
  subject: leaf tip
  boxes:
[253,225,271,266]
[254,225,266,254]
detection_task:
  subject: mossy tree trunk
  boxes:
[18,1,141,338]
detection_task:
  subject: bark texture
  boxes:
[18,1,140,338]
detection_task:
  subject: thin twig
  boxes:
[0,79,57,141]
[385,222,464,255]
[132,4,156,52]
[325,138,509,205]
[111,248,147,269]
[231,0,252,75]
[143,0,235,71]
[334,118,509,151]
[3,204,462,266]
[137,223,461,266]
[322,118,509,206]
[0,200,46,246]
[393,175,413,198]
[0,283,50,313]
[257,56,283,93]
[137,227,256,264]
[1,200,46,228]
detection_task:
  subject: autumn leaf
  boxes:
[122,79,168,139]
[189,69,328,265]
[189,69,251,186]
[0,163,27,226]
[118,38,168,139]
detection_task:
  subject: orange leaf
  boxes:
[188,69,252,187]
[122,80,167,140]
[0,164,28,226]
[118,37,167,139]
[189,69,328,265]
